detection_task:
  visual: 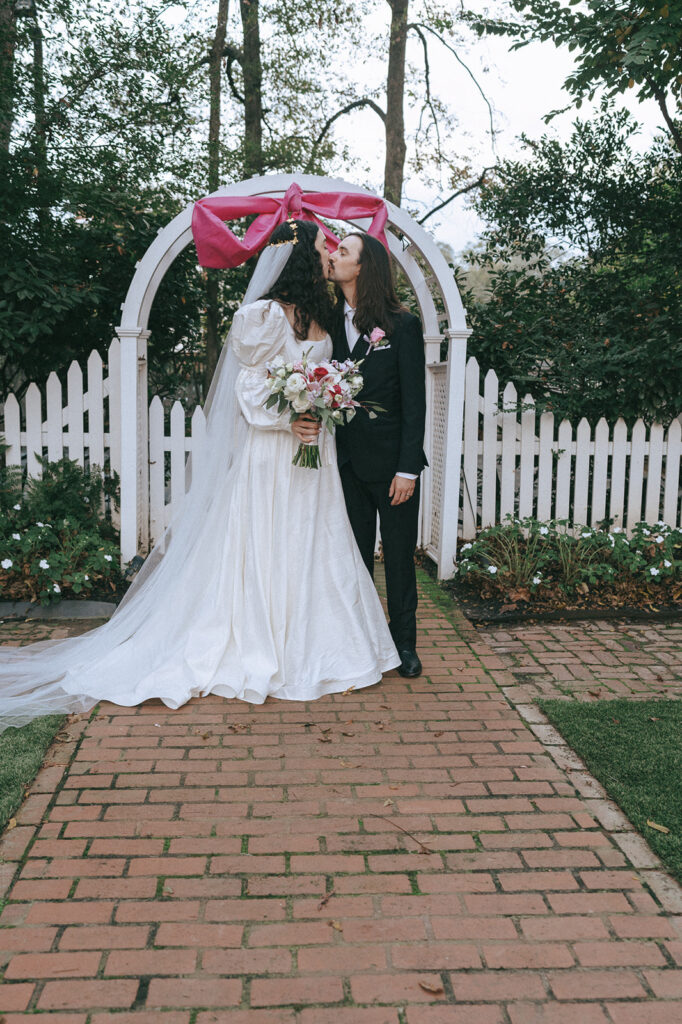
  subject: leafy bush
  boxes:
[456,517,682,605]
[0,453,123,605]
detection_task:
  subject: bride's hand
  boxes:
[292,414,321,443]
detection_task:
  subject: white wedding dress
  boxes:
[0,299,399,728]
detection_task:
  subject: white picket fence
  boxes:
[454,358,682,539]
[1,341,121,526]
[2,348,681,555]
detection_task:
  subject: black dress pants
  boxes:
[339,461,419,650]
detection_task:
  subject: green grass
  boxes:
[0,715,65,832]
[539,698,682,884]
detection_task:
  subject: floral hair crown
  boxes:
[268,216,299,248]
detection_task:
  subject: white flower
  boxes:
[580,531,592,538]
[654,535,664,544]
[39,559,50,569]
[283,373,306,399]
[292,393,311,414]
[532,575,541,585]
[612,526,624,534]
[539,526,549,535]
[664,560,672,568]
[1,558,13,569]
[461,543,472,552]
[608,535,615,547]
[641,528,651,536]
[84,574,89,580]
[11,533,20,541]
[104,554,113,562]
[13,504,20,510]
[649,567,660,576]
[36,521,45,528]
[53,584,61,593]
[488,566,498,574]
[331,409,344,424]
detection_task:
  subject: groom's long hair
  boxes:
[340,232,407,337]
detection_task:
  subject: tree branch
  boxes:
[410,22,496,150]
[646,75,682,156]
[305,98,386,171]
[418,167,493,224]
[408,23,443,163]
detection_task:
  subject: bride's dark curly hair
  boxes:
[263,219,333,340]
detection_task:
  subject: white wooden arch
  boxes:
[117,173,470,578]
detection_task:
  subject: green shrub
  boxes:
[456,517,682,601]
[0,453,123,604]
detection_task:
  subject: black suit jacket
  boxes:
[332,306,427,482]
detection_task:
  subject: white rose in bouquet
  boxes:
[283,372,306,399]
[291,392,312,413]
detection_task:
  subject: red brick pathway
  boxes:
[1,580,682,1022]
[481,618,682,703]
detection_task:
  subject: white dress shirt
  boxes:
[343,302,416,482]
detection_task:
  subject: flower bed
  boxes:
[0,456,124,605]
[450,517,682,618]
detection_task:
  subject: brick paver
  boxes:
[480,618,682,702]
[1,577,682,1021]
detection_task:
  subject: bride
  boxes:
[0,219,400,730]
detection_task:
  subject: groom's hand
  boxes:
[292,414,321,444]
[389,475,415,506]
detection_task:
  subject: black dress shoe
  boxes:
[397,649,422,678]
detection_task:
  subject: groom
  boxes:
[328,233,427,678]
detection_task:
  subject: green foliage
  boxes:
[540,699,682,884]
[0,714,66,833]
[465,0,682,151]
[0,455,123,605]
[459,108,682,424]
[457,517,682,598]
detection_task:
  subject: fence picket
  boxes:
[645,423,664,525]
[46,372,63,463]
[663,419,681,527]
[518,394,536,520]
[573,418,591,526]
[610,418,628,529]
[87,350,105,469]
[190,406,207,487]
[149,396,165,543]
[66,361,84,466]
[461,357,480,537]
[500,381,517,521]
[3,393,21,465]
[107,339,121,478]
[169,401,186,524]
[591,418,609,528]
[626,419,646,531]
[25,383,43,478]
[555,420,572,521]
[481,369,498,528]
[536,412,554,521]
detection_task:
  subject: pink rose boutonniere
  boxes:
[366,327,389,355]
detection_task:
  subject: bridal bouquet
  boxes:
[265,350,376,468]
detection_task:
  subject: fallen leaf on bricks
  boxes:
[7,818,17,831]
[383,799,394,808]
[647,820,670,834]
[418,981,444,995]
[317,735,332,744]
[163,885,174,894]
[318,890,336,909]
[228,723,247,733]
[328,920,343,932]
[342,685,355,695]
[341,731,355,737]
[433,731,444,737]
[588,690,601,698]
[389,785,399,791]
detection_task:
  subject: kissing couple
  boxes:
[0,220,427,729]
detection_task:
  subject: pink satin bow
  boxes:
[191,181,389,268]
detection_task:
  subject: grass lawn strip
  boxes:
[539,698,682,885]
[0,714,64,832]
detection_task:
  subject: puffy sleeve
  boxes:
[230,300,292,432]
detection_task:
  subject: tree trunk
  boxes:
[240,0,263,177]
[384,0,408,206]
[0,0,16,153]
[203,0,230,396]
